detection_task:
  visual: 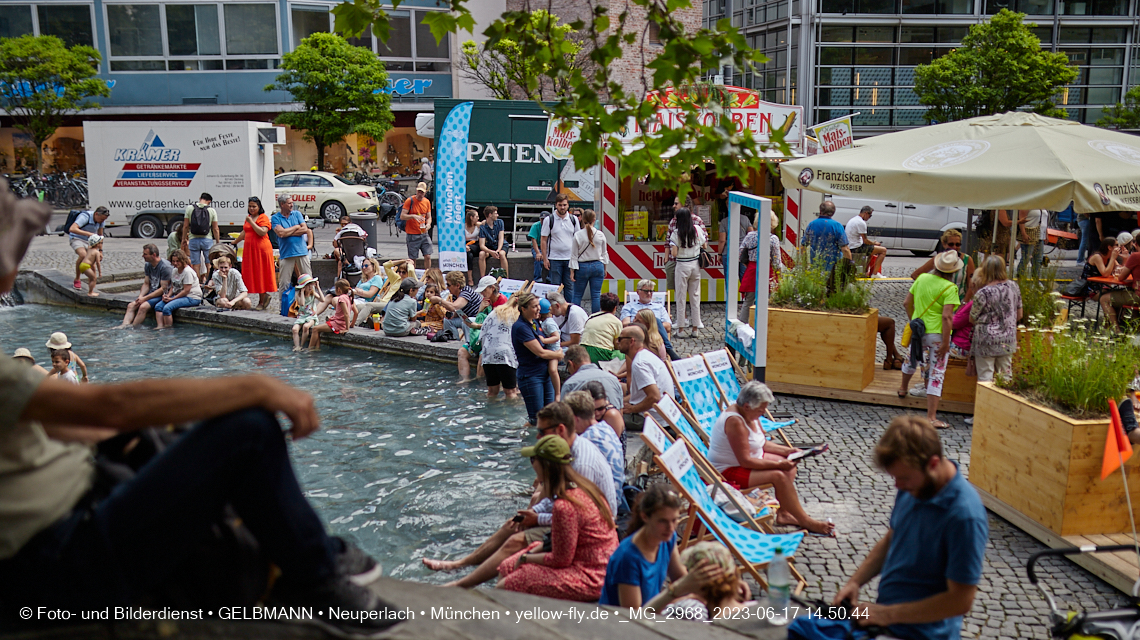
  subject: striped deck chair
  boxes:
[653,437,807,593]
[703,348,743,406]
[703,349,796,448]
[497,278,527,297]
[669,356,724,438]
[651,393,710,452]
[641,416,774,531]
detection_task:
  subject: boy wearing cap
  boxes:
[899,252,961,428]
[402,182,433,270]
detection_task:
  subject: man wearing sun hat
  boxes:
[11,348,46,375]
[898,250,961,429]
[401,181,433,271]
[0,180,402,633]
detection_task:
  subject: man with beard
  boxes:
[817,416,987,640]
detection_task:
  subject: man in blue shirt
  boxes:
[803,200,851,273]
[270,194,312,295]
[478,205,509,278]
[831,416,988,640]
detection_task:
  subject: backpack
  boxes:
[60,209,86,236]
[189,204,211,236]
[397,198,412,232]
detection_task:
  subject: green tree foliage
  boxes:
[332,0,780,200]
[460,10,585,101]
[1098,85,1140,130]
[265,32,393,172]
[914,10,1077,123]
[0,35,110,171]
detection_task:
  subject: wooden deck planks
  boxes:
[767,366,974,415]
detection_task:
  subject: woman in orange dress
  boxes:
[234,196,276,310]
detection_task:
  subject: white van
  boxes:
[799,193,969,257]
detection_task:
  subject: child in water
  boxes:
[49,349,79,384]
[79,235,104,297]
[291,274,327,351]
[45,331,87,382]
[309,279,356,351]
[538,297,562,401]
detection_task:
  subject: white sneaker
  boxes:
[910,386,927,398]
[871,273,888,279]
[964,417,974,425]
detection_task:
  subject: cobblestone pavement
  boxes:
[771,396,1129,640]
[24,234,1126,635]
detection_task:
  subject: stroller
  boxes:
[1029,544,1140,639]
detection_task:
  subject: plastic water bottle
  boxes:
[767,546,791,625]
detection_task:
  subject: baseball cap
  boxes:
[476,275,498,292]
[519,435,573,464]
[1118,231,1134,246]
[539,298,551,314]
[416,182,428,193]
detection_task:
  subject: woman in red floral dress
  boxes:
[497,435,617,601]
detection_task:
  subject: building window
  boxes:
[107,5,162,57]
[101,3,276,72]
[37,4,93,47]
[986,0,1054,13]
[376,11,412,57]
[292,5,330,47]
[224,4,278,55]
[166,4,221,56]
[350,8,449,74]
[0,5,34,39]
[1060,0,1127,15]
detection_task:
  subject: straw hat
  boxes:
[12,347,33,363]
[45,332,72,350]
[933,251,963,274]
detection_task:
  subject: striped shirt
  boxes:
[582,423,625,505]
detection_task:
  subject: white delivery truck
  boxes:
[84,121,284,238]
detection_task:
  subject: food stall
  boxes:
[596,86,804,302]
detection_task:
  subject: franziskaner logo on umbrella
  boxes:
[1088,140,1140,167]
[902,140,990,171]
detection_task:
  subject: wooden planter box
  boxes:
[941,358,977,404]
[767,307,877,392]
[971,382,1140,536]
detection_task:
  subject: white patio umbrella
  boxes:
[779,112,1140,214]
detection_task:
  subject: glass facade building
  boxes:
[705,0,1140,133]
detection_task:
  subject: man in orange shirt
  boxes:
[402,181,433,270]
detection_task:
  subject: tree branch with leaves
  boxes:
[0,35,110,172]
[1098,85,1140,131]
[333,0,784,201]
[460,10,586,101]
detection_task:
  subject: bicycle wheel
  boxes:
[380,191,403,211]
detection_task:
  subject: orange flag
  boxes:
[1102,399,1135,480]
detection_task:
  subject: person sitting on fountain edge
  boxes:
[0,183,402,636]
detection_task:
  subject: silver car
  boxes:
[827,195,969,257]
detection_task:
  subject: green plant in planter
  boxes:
[1015,266,1059,329]
[771,250,871,314]
[1000,319,1140,418]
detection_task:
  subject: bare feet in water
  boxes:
[422,558,465,572]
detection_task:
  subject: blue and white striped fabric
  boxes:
[658,438,804,565]
[703,349,742,405]
[672,356,723,436]
[652,394,709,457]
